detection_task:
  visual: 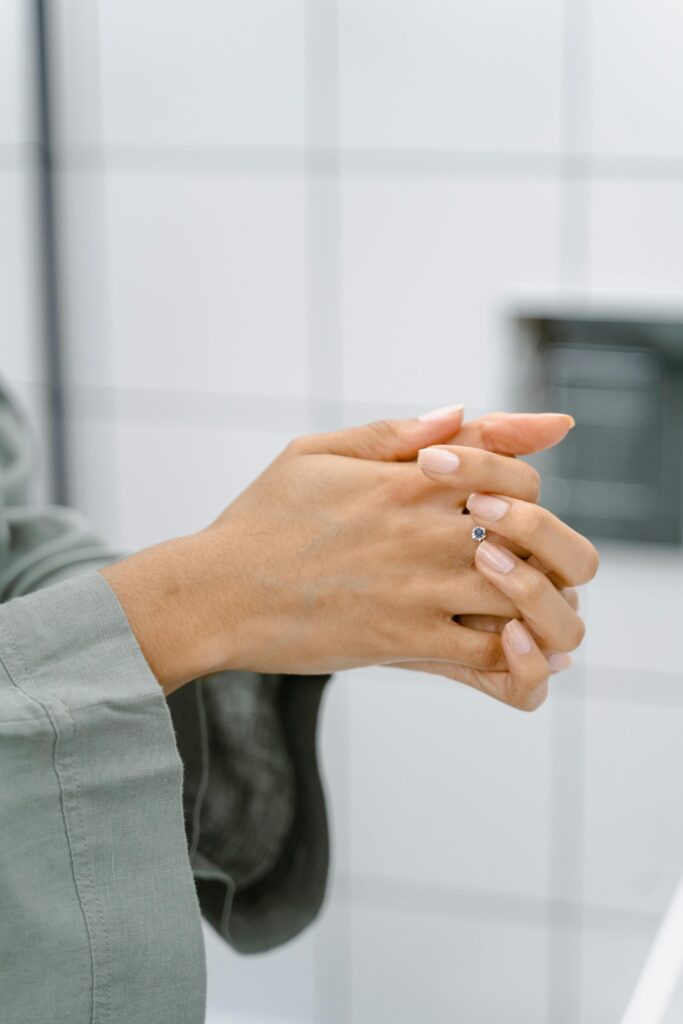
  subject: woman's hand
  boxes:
[414,453,599,710]
[101,407,574,700]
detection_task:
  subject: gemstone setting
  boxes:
[471,525,487,543]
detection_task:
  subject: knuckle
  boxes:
[523,503,547,541]
[473,634,504,671]
[582,543,600,583]
[369,418,399,444]
[553,616,586,652]
[508,669,550,710]
[524,464,542,502]
[517,567,546,604]
[284,434,310,457]
[567,616,586,650]
[511,683,549,712]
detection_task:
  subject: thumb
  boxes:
[301,404,465,461]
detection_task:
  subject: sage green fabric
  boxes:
[0,379,330,1022]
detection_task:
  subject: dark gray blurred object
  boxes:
[518,315,683,544]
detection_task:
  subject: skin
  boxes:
[100,406,598,712]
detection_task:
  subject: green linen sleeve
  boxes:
[0,571,207,1024]
[0,379,330,984]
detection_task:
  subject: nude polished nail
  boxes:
[418,403,464,421]
[476,540,516,574]
[417,448,461,473]
[548,653,573,673]
[467,493,509,520]
[506,619,534,655]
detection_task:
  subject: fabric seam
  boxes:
[0,613,110,1024]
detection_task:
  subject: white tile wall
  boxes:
[52,0,103,150]
[0,0,32,147]
[58,172,114,388]
[0,169,41,384]
[97,0,306,148]
[583,697,683,915]
[338,0,564,153]
[203,889,350,1024]
[341,178,563,410]
[203,920,317,1024]
[591,0,683,159]
[66,402,120,547]
[579,925,658,1024]
[588,182,683,302]
[349,902,548,1024]
[103,414,306,551]
[582,543,683,675]
[346,667,553,899]
[104,173,309,399]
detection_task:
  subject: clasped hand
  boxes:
[102,404,598,711]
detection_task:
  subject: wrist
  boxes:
[99,530,239,695]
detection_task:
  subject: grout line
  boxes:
[304,2,351,1022]
[553,3,594,1016]
[333,868,660,937]
[304,0,343,430]
[48,144,683,182]
[32,0,70,505]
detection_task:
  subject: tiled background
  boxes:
[3,1,683,1022]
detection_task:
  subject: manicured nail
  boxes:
[417,447,461,474]
[467,493,509,521]
[476,540,516,574]
[418,403,464,421]
[506,619,534,655]
[548,652,573,673]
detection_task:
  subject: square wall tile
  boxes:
[581,542,683,676]
[204,895,350,1024]
[580,925,658,1024]
[341,178,562,410]
[0,169,42,384]
[204,920,316,1024]
[349,902,547,1024]
[588,182,683,303]
[67,399,121,548]
[346,667,553,900]
[583,698,683,915]
[97,0,306,148]
[105,173,308,399]
[339,0,564,153]
[58,172,114,388]
[0,0,33,147]
[52,0,103,149]
[107,412,306,552]
[591,0,683,158]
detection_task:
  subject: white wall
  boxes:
[4,1,683,1021]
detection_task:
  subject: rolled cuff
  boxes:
[0,570,206,1024]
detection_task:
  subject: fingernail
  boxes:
[548,652,573,673]
[417,447,461,474]
[476,540,516,574]
[467,493,509,521]
[418,403,464,421]
[506,619,534,655]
